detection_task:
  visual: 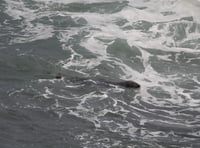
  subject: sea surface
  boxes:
[1,0,200,147]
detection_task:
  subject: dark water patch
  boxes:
[135,6,148,10]
[190,121,200,126]
[150,20,200,47]
[122,25,134,30]
[65,30,90,46]
[72,45,98,59]
[176,132,200,139]
[132,20,153,32]
[161,11,176,16]
[142,47,168,55]
[168,23,187,41]
[34,15,76,27]
[0,53,55,81]
[0,107,94,148]
[103,112,124,120]
[117,101,176,122]
[179,38,200,49]
[138,99,184,111]
[197,75,200,82]
[0,81,27,108]
[0,108,31,122]
[81,96,116,113]
[12,36,71,62]
[144,121,195,133]
[92,60,126,79]
[179,109,200,117]
[154,130,200,147]
[58,99,80,108]
[48,1,129,14]
[0,5,24,28]
[125,112,141,127]
[109,89,138,104]
[0,36,70,82]
[8,88,57,109]
[149,56,178,75]
[180,16,194,22]
[34,15,87,28]
[106,38,144,73]
[0,0,6,10]
[188,22,200,33]
[190,92,200,100]
[39,77,97,96]
[175,78,200,90]
[0,11,25,46]
[169,51,200,65]
[149,54,200,75]
[94,36,113,43]
[23,0,45,10]
[3,85,50,108]
[63,82,102,97]
[114,18,128,26]
[169,21,200,46]
[79,128,157,148]
[75,17,88,26]
[4,78,81,109]
[0,11,12,24]
[24,95,56,109]
[156,138,200,148]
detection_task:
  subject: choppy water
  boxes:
[1,0,200,147]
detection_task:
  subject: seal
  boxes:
[112,80,140,88]
[54,73,140,89]
[55,73,62,79]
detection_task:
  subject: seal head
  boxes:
[55,73,62,79]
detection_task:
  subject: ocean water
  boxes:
[1,0,200,147]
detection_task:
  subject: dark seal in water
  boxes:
[54,73,140,89]
[55,73,62,79]
[112,80,140,88]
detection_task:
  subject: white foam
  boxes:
[5,0,54,44]
[175,0,200,22]
[5,0,36,20]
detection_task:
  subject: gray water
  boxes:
[1,0,200,147]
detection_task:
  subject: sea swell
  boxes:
[1,0,200,147]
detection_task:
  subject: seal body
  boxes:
[54,73,140,89]
[114,81,140,88]
[107,80,140,89]
[55,73,62,79]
